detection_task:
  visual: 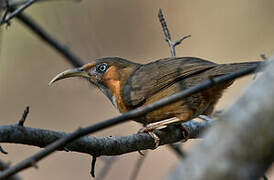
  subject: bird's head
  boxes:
[49,57,141,109]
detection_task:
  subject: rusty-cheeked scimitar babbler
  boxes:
[49,57,260,147]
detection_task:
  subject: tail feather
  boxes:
[203,61,261,76]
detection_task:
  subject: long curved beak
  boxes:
[49,67,90,86]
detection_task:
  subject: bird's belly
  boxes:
[133,83,197,124]
[131,83,216,125]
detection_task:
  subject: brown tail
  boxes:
[204,61,261,76]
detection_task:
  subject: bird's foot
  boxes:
[138,126,160,149]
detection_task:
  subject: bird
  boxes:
[49,57,260,147]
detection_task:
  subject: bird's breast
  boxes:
[102,66,129,113]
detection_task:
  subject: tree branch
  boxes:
[165,58,274,180]
[0,120,209,157]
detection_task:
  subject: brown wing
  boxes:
[122,57,218,107]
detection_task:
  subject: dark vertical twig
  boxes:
[129,151,148,180]
[96,157,117,180]
[18,106,29,126]
[158,8,191,57]
[90,156,97,177]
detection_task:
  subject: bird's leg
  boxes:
[138,111,193,148]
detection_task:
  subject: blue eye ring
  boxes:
[96,63,108,73]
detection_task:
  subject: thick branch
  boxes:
[0,120,209,156]
[165,59,274,180]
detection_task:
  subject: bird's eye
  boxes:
[96,63,108,73]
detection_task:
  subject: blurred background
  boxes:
[0,0,274,179]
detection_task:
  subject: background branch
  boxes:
[13,11,84,67]
[165,58,274,180]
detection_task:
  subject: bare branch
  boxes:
[158,8,191,57]
[0,62,260,179]
[165,58,274,180]
[0,120,209,156]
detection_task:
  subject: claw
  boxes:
[148,131,160,148]
[138,127,160,150]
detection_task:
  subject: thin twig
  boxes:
[0,63,260,179]
[0,145,8,154]
[96,157,117,180]
[18,106,29,126]
[0,0,36,26]
[158,8,191,57]
[90,156,97,177]
[13,11,84,67]
[129,151,148,180]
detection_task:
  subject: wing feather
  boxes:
[122,57,217,107]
